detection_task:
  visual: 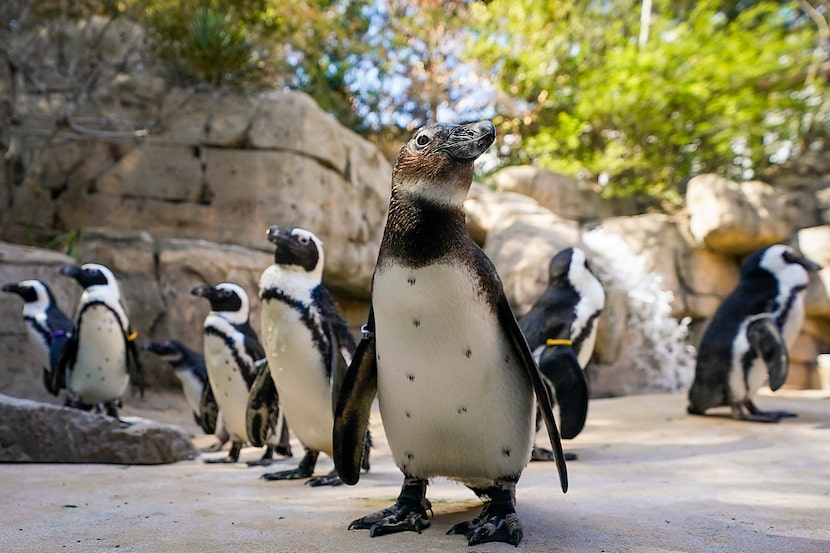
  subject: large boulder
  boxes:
[0,394,197,464]
[797,225,830,319]
[686,174,799,255]
[487,165,642,222]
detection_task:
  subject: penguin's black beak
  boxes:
[2,283,23,295]
[266,225,284,245]
[786,251,822,272]
[438,120,496,161]
[191,284,215,299]
[59,264,83,280]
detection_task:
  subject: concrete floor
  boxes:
[2,389,829,553]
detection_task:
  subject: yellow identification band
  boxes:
[127,330,138,341]
[546,339,573,346]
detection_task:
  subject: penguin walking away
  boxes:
[56,264,143,419]
[143,339,231,452]
[192,282,289,464]
[520,246,605,461]
[333,120,568,547]
[2,279,75,398]
[247,225,370,487]
[688,244,821,422]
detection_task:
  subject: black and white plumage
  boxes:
[248,225,367,486]
[56,263,143,419]
[333,121,567,547]
[143,339,229,449]
[2,279,74,397]
[688,244,821,422]
[520,246,605,458]
[191,282,288,464]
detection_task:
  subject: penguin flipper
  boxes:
[333,310,377,486]
[53,332,77,397]
[246,361,280,448]
[46,332,71,394]
[326,320,351,416]
[496,295,568,493]
[198,382,220,435]
[747,315,788,391]
[126,331,144,397]
[538,345,589,440]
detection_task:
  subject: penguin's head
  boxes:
[265,225,324,275]
[392,120,496,206]
[143,340,187,365]
[549,247,600,289]
[2,279,53,309]
[191,282,250,322]
[59,263,117,291]
[748,244,822,287]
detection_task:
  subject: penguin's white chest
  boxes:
[203,333,251,442]
[23,318,51,369]
[176,371,205,416]
[261,300,333,455]
[373,262,535,486]
[69,305,129,404]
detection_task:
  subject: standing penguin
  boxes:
[520,246,605,459]
[2,279,75,398]
[56,264,143,418]
[333,120,568,547]
[688,244,821,422]
[247,225,368,487]
[143,340,229,451]
[191,282,287,464]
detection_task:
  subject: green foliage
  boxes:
[467,0,825,203]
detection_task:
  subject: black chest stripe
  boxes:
[24,315,51,345]
[260,289,331,376]
[204,325,257,387]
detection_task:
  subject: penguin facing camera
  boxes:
[520,246,605,460]
[688,244,821,422]
[191,282,290,464]
[2,279,75,399]
[333,120,568,547]
[56,263,143,420]
[248,225,370,487]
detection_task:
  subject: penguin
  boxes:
[191,282,288,464]
[143,339,230,451]
[333,120,569,547]
[688,244,821,422]
[247,225,369,487]
[56,263,143,419]
[519,246,605,460]
[2,279,75,397]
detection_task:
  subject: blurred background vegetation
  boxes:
[3,0,828,207]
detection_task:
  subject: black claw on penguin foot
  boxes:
[306,470,344,487]
[348,500,432,537]
[447,505,523,547]
[260,467,314,481]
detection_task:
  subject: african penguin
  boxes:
[688,244,821,422]
[520,246,605,460]
[191,282,287,464]
[333,120,568,547]
[56,263,143,419]
[2,279,75,398]
[248,225,368,487]
[143,339,231,451]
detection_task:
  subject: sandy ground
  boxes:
[1,389,829,553]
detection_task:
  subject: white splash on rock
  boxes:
[582,228,695,393]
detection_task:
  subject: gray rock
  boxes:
[687,174,799,255]
[0,394,198,464]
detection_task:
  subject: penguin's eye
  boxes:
[298,235,310,245]
[415,132,432,148]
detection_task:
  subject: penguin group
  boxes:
[2,118,823,548]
